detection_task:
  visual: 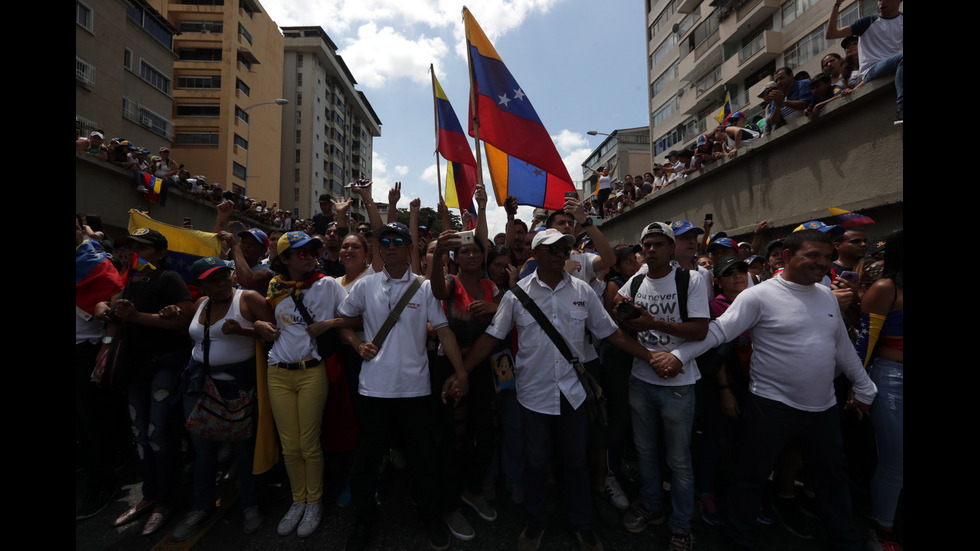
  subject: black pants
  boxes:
[725,394,860,551]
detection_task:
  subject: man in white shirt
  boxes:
[462,228,654,551]
[615,222,709,551]
[654,229,876,551]
[338,221,469,551]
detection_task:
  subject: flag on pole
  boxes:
[432,71,479,221]
[463,7,573,210]
[714,91,733,124]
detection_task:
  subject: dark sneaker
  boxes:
[773,496,813,539]
[623,504,665,533]
[755,506,774,525]
[669,530,694,551]
[866,528,903,551]
[76,482,118,520]
[443,509,475,541]
[425,518,450,551]
[699,494,723,526]
[894,109,903,126]
[173,509,213,542]
[461,490,497,521]
[243,506,263,534]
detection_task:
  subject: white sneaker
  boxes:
[277,502,306,536]
[296,503,322,538]
[603,476,629,510]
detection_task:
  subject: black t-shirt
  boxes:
[121,269,193,361]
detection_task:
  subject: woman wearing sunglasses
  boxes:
[253,231,349,538]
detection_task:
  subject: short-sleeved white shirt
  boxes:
[268,276,346,365]
[485,270,619,415]
[338,264,448,398]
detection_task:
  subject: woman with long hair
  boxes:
[855,229,903,550]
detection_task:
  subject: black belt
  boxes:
[272,358,320,370]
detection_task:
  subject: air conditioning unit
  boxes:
[677,87,685,98]
[141,115,154,127]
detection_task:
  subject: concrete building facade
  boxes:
[280,26,382,222]
[76,0,177,148]
[644,0,881,158]
[581,127,652,197]
[148,0,285,205]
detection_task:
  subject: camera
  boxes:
[616,300,642,320]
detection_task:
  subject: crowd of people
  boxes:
[77,170,902,551]
[582,0,902,221]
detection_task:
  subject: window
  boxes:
[176,131,219,145]
[124,98,173,139]
[238,23,252,45]
[295,149,301,163]
[653,95,679,127]
[234,134,248,150]
[784,25,827,70]
[297,53,303,67]
[782,0,816,26]
[126,2,173,48]
[178,0,224,4]
[236,78,250,96]
[294,187,300,202]
[649,0,676,40]
[297,73,303,86]
[177,104,220,117]
[76,1,93,31]
[124,48,133,70]
[295,168,300,182]
[239,0,253,18]
[76,57,96,89]
[651,60,679,99]
[297,91,302,105]
[178,20,223,33]
[140,61,170,94]
[296,129,301,143]
[651,33,678,69]
[235,106,249,123]
[179,48,222,61]
[653,128,682,156]
[839,1,861,27]
[233,162,247,180]
[296,110,302,123]
[237,53,251,71]
[178,75,221,89]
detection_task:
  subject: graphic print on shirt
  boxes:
[633,285,682,350]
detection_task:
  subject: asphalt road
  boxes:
[76,452,897,551]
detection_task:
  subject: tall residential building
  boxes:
[76,0,177,147]
[644,0,878,158]
[148,0,285,205]
[280,26,382,221]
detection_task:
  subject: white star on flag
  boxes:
[498,93,511,107]
[513,88,525,101]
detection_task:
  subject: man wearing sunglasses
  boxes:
[338,221,469,551]
[462,228,655,551]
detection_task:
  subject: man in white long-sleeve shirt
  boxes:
[654,229,876,551]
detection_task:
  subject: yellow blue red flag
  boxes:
[433,71,478,218]
[463,7,573,210]
[714,91,732,124]
[128,209,222,284]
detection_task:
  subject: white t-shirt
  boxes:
[619,266,710,386]
[267,277,346,365]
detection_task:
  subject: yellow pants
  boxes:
[267,362,328,504]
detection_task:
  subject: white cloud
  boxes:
[394,165,410,176]
[339,23,449,88]
[552,129,589,154]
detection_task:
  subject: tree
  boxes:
[394,206,461,233]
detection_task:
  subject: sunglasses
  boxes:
[544,244,572,256]
[378,238,406,249]
[721,266,748,278]
[293,247,318,259]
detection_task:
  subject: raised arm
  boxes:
[474,183,489,247]
[825,0,854,40]
[387,182,401,223]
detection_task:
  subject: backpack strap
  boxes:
[674,268,690,323]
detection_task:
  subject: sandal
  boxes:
[113,499,154,527]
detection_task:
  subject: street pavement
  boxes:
[77,452,894,551]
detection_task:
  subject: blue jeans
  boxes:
[629,378,695,534]
[869,358,903,527]
[864,53,903,110]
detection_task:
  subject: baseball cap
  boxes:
[707,237,738,253]
[191,257,232,280]
[277,231,321,254]
[376,221,412,242]
[670,220,704,236]
[639,222,675,243]
[127,227,167,249]
[793,221,845,235]
[238,228,269,248]
[713,257,748,278]
[532,228,575,249]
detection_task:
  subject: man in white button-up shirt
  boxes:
[462,228,654,551]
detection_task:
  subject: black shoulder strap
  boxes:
[290,291,314,326]
[371,276,425,349]
[629,274,643,300]
[509,285,576,364]
[675,268,689,323]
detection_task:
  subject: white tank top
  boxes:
[189,289,255,366]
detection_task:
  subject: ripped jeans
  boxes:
[127,350,188,507]
[869,358,903,527]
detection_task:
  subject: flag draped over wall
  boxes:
[433,71,478,220]
[463,7,573,211]
[714,91,733,125]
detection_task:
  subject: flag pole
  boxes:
[430,64,444,204]
[463,8,486,195]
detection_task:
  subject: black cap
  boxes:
[713,257,748,278]
[376,221,412,242]
[127,227,167,249]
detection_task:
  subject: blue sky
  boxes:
[261,0,649,235]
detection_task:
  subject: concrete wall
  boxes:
[599,78,903,247]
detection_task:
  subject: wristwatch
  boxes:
[580,217,594,228]
[102,336,113,345]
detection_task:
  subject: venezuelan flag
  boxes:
[76,240,124,316]
[128,209,222,284]
[138,173,165,204]
[714,91,732,125]
[433,71,479,218]
[828,207,875,227]
[463,8,574,211]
